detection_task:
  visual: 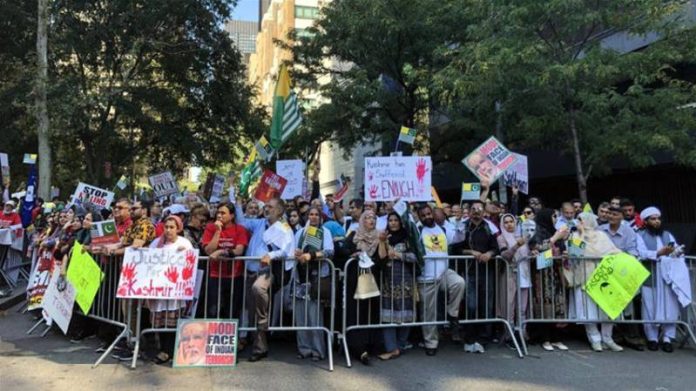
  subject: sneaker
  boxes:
[464,343,476,353]
[473,342,485,353]
[602,340,624,352]
[111,349,134,361]
[661,342,673,353]
[542,342,554,351]
[551,342,569,351]
[590,342,603,352]
[400,343,414,351]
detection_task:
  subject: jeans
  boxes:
[383,327,411,352]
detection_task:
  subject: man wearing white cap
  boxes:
[636,206,692,353]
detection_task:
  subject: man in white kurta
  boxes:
[636,207,692,353]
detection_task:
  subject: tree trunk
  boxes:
[568,105,588,204]
[35,0,51,199]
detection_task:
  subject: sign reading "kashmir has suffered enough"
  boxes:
[364,156,432,202]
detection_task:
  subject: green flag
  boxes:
[269,64,303,149]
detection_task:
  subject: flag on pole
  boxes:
[398,126,417,145]
[583,203,594,214]
[254,135,274,162]
[116,175,129,190]
[269,65,303,149]
[21,165,37,227]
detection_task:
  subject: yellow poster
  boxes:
[423,233,447,253]
[66,242,104,314]
[584,252,650,320]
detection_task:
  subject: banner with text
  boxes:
[26,249,56,310]
[149,171,179,198]
[253,169,288,203]
[42,269,76,334]
[71,182,115,210]
[116,247,199,300]
[173,319,238,367]
[364,156,432,202]
[90,220,120,246]
[462,136,517,183]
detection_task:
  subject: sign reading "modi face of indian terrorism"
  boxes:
[364,156,432,202]
[173,319,238,367]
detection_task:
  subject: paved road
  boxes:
[1,304,694,391]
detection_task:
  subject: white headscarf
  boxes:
[499,213,519,249]
[640,206,660,221]
[578,212,619,257]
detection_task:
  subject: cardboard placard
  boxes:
[173,319,238,367]
[116,247,199,300]
[149,171,179,198]
[462,136,517,183]
[364,156,432,202]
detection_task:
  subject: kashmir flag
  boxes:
[269,65,303,149]
[583,203,594,214]
[398,126,417,145]
[239,160,263,198]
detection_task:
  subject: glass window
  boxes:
[295,6,320,19]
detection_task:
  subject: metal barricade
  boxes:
[339,255,523,367]
[135,255,337,371]
[517,256,696,355]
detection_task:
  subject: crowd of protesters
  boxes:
[0,168,691,367]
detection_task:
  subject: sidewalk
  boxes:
[1,302,694,391]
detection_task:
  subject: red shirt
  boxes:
[155,221,165,237]
[0,211,21,228]
[201,223,249,278]
[116,217,133,237]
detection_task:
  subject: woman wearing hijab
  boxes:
[147,215,194,364]
[531,208,570,352]
[496,213,525,326]
[376,212,417,360]
[567,212,623,352]
[345,210,382,365]
[292,206,334,361]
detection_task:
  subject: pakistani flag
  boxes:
[116,175,129,190]
[254,135,274,161]
[398,126,417,145]
[270,65,303,149]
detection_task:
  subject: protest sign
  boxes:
[567,238,587,258]
[203,173,226,203]
[585,252,650,320]
[461,183,481,201]
[26,249,55,310]
[89,220,120,246]
[334,180,350,202]
[502,153,528,194]
[173,319,238,367]
[66,242,104,314]
[71,182,115,210]
[149,171,179,198]
[276,160,304,199]
[117,247,199,300]
[0,152,9,187]
[23,153,37,164]
[462,136,517,183]
[42,269,76,334]
[253,169,288,203]
[364,156,432,202]
[115,175,129,190]
[536,249,554,270]
[254,135,273,161]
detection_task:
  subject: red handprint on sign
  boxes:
[369,184,378,199]
[119,263,138,296]
[182,264,194,282]
[416,158,429,184]
[164,266,179,284]
[185,251,196,267]
[121,263,137,282]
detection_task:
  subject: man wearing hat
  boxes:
[636,206,692,353]
[0,200,21,228]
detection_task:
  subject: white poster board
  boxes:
[276,160,305,199]
[502,153,529,194]
[70,182,115,210]
[364,156,432,201]
[42,269,76,334]
[117,247,199,300]
[149,171,179,198]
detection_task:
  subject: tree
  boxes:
[287,0,471,160]
[437,0,696,202]
[35,0,51,199]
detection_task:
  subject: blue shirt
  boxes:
[598,223,638,257]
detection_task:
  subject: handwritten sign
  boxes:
[66,242,104,314]
[502,153,528,194]
[149,171,179,198]
[253,169,288,203]
[462,136,517,183]
[585,252,650,320]
[203,173,226,203]
[364,156,432,202]
[26,249,56,310]
[276,160,305,199]
[117,247,199,300]
[42,269,76,334]
[174,319,238,367]
[89,220,120,246]
[23,153,37,164]
[71,182,115,210]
